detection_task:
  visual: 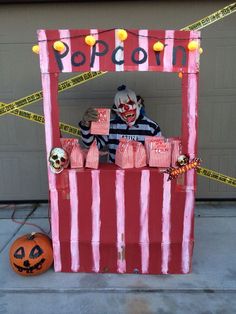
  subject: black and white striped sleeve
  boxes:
[152,123,162,136]
[78,121,108,149]
[142,116,162,137]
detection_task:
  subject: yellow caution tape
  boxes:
[0,104,81,137]
[182,3,236,30]
[197,166,236,188]
[0,71,106,117]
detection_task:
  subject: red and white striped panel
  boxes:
[50,165,195,274]
[38,29,200,74]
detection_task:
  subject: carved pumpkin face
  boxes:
[9,232,53,276]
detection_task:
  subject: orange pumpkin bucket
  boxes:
[9,232,53,276]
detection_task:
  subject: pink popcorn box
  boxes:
[60,138,78,155]
[168,138,182,167]
[70,143,84,168]
[144,136,165,164]
[91,108,110,135]
[132,141,147,168]
[85,140,99,169]
[115,138,134,169]
[145,137,171,168]
[149,141,171,167]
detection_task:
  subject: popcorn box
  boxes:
[145,136,164,164]
[70,143,85,168]
[85,140,99,169]
[60,138,78,155]
[145,137,171,168]
[91,108,110,135]
[115,138,134,169]
[169,138,182,167]
[132,141,147,168]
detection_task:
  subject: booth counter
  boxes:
[50,164,195,274]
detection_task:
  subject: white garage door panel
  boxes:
[0,152,47,201]
[197,149,236,199]
[0,109,45,151]
[199,98,236,148]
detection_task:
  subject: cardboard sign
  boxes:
[38,29,200,74]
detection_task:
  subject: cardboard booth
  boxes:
[38,29,200,274]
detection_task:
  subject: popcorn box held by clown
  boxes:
[91,108,110,135]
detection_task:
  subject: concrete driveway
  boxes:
[0,202,236,314]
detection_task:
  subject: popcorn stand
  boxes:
[38,29,201,274]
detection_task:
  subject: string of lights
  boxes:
[36,28,202,43]
[0,28,202,45]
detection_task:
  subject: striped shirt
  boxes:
[79,113,161,163]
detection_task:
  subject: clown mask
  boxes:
[114,85,141,126]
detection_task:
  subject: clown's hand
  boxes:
[81,107,99,127]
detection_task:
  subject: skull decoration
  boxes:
[113,85,141,126]
[49,147,69,173]
[177,154,190,167]
[9,232,53,276]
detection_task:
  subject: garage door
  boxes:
[0,1,235,200]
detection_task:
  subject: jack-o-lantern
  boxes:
[9,232,53,276]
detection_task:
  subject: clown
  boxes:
[113,85,141,126]
[79,85,161,162]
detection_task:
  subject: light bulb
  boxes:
[153,41,164,52]
[85,35,96,46]
[32,45,40,54]
[53,41,66,52]
[188,40,199,51]
[117,29,128,41]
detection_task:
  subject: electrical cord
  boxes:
[0,203,51,254]
[11,203,51,234]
